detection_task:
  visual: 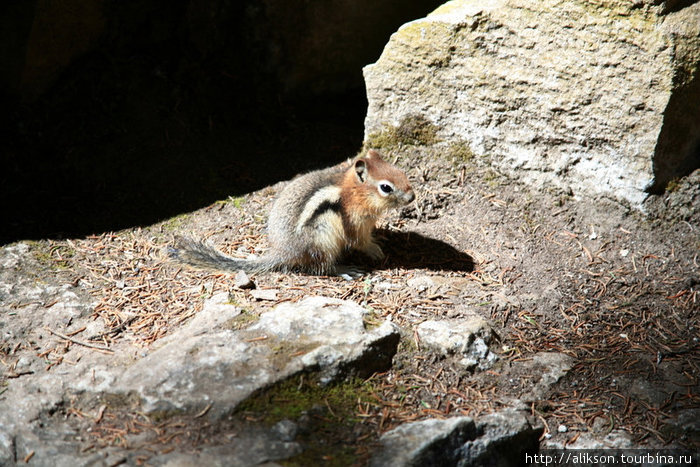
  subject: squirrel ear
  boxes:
[355,159,368,183]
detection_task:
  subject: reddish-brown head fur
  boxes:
[340,149,414,225]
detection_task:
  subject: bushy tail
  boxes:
[169,236,276,273]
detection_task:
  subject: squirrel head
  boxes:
[350,149,415,209]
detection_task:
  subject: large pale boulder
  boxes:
[364,0,700,207]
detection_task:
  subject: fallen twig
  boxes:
[45,327,114,353]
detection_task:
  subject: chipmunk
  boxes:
[170,149,414,277]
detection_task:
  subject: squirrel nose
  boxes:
[403,190,415,204]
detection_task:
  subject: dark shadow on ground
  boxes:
[370,229,475,273]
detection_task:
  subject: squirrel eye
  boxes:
[379,183,394,195]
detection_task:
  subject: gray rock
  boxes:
[458,408,542,466]
[543,429,635,450]
[622,376,672,407]
[416,317,497,370]
[249,296,401,382]
[370,408,541,467]
[234,270,255,290]
[115,296,400,418]
[0,431,14,467]
[0,243,97,346]
[364,0,700,207]
[150,433,302,467]
[519,352,575,402]
[161,291,241,341]
[0,242,30,270]
[661,408,700,446]
[370,417,477,467]
[200,291,240,317]
[250,288,279,301]
[272,420,299,442]
[0,272,399,466]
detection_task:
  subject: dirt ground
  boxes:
[4,145,699,464]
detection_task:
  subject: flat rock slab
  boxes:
[114,296,400,418]
[0,287,400,465]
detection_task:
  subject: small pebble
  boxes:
[234,270,255,289]
[250,288,278,301]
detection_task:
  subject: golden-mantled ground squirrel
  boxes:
[170,149,414,277]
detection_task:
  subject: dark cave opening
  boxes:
[1,0,445,245]
[2,52,367,244]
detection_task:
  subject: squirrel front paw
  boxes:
[359,241,385,261]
